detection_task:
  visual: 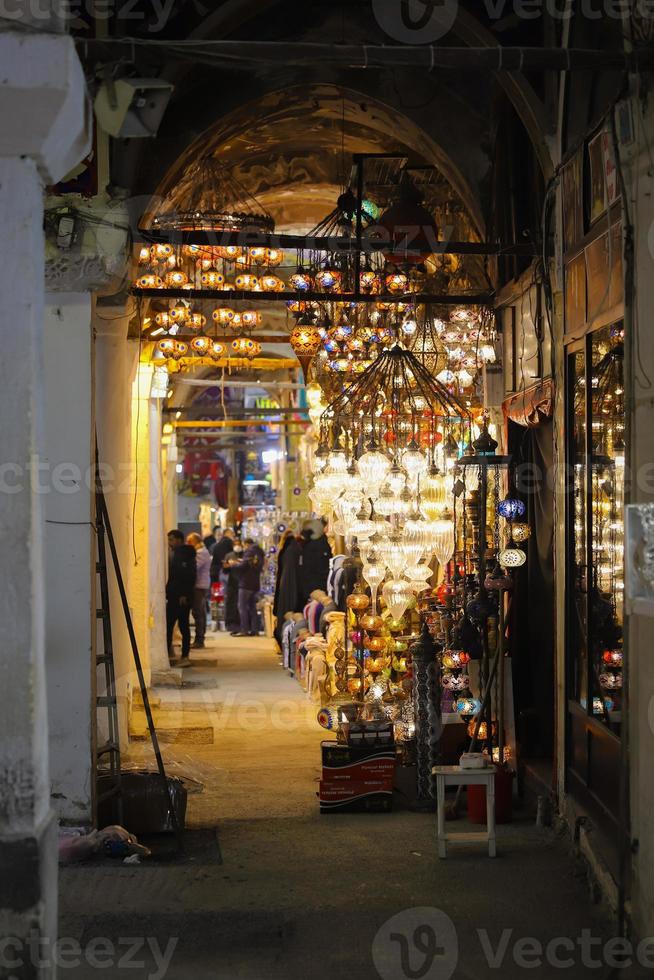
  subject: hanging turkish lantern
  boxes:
[216,245,242,261]
[241,310,262,329]
[164,269,189,288]
[497,497,526,521]
[209,340,225,362]
[290,267,313,292]
[234,272,259,291]
[190,334,211,356]
[212,307,235,326]
[315,266,342,292]
[150,243,173,263]
[187,311,206,331]
[169,302,190,326]
[264,247,284,266]
[157,337,176,359]
[375,172,439,266]
[260,273,284,292]
[231,336,261,359]
[289,322,323,379]
[200,267,225,289]
[136,273,164,289]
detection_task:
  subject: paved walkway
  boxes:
[57,632,629,980]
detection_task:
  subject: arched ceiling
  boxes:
[150,84,485,236]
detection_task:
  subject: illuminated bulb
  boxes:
[357,448,391,486]
[201,268,225,289]
[212,307,235,326]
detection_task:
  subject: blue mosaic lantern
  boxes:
[497,497,526,521]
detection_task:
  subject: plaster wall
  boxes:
[43,293,94,823]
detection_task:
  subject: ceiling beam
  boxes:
[135,288,494,305]
[82,38,651,73]
[137,227,533,256]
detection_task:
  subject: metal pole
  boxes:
[98,476,183,848]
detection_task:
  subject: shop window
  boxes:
[566,325,624,738]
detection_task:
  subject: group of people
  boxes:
[166,526,264,667]
[272,519,333,646]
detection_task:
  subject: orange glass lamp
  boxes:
[201,268,225,289]
[234,272,259,291]
[209,340,225,361]
[136,273,164,289]
[359,613,384,633]
[231,336,261,359]
[216,245,242,261]
[346,588,370,613]
[289,323,322,378]
[212,307,235,326]
[190,335,211,356]
[260,273,284,292]
[150,243,173,263]
[164,270,188,288]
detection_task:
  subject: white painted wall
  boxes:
[43,293,94,824]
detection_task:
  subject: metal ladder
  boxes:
[94,467,123,824]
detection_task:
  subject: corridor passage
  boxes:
[58,634,620,980]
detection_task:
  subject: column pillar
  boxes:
[0,28,90,976]
[148,397,170,676]
[43,294,94,825]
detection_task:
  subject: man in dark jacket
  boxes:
[210,528,234,583]
[166,529,196,666]
[233,537,265,637]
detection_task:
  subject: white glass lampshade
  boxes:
[419,467,447,522]
[428,516,455,568]
[382,579,414,621]
[357,449,391,487]
[404,562,432,584]
[402,447,428,488]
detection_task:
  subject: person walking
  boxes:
[210,528,234,584]
[187,532,211,649]
[273,529,302,647]
[234,537,265,637]
[204,525,221,554]
[223,538,243,634]
[166,529,196,667]
[298,519,333,604]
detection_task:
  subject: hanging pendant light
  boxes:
[231,336,261,359]
[290,321,323,379]
[382,579,414,620]
[190,334,211,356]
[209,340,225,361]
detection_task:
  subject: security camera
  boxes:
[94,78,174,139]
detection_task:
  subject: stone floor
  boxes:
[57,631,640,980]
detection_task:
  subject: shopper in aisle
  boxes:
[233,537,265,637]
[223,537,243,634]
[298,519,333,605]
[210,527,234,584]
[203,524,221,554]
[187,532,212,649]
[273,529,302,647]
[166,529,197,667]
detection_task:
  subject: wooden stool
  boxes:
[432,765,497,858]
